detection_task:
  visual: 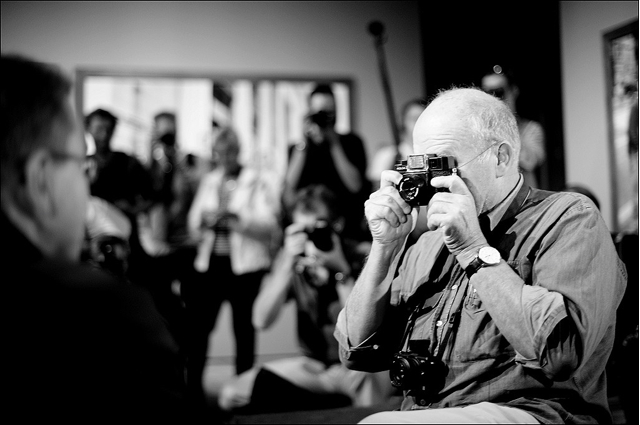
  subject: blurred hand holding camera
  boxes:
[303,110,338,145]
[283,222,308,259]
[284,220,351,287]
[305,230,350,276]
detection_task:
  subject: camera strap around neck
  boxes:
[399,244,462,358]
[400,182,535,360]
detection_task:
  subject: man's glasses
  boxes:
[484,87,506,100]
[457,142,501,169]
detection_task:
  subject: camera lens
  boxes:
[398,176,424,202]
[390,355,417,389]
[307,222,333,251]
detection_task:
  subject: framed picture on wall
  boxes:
[603,19,639,235]
[75,69,354,190]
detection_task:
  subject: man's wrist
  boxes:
[456,244,490,270]
[370,239,405,261]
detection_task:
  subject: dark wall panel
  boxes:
[419,1,565,190]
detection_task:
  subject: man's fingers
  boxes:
[431,175,472,196]
[369,186,413,215]
[379,169,403,189]
[365,192,413,227]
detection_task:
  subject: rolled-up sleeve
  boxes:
[334,302,407,372]
[513,196,627,378]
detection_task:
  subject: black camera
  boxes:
[308,110,336,129]
[390,351,448,399]
[394,154,457,207]
[306,221,334,252]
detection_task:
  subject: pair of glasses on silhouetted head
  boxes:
[484,87,506,100]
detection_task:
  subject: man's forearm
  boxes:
[470,262,570,377]
[468,262,532,355]
[345,241,404,345]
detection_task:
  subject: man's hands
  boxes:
[367,171,487,266]
[426,175,488,267]
[365,170,417,246]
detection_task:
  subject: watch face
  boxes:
[478,247,501,265]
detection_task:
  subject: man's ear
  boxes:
[23,149,56,221]
[495,143,515,178]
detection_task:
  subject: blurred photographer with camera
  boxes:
[334,87,626,423]
[216,184,396,415]
[284,83,370,243]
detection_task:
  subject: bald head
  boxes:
[412,87,522,214]
[415,88,520,163]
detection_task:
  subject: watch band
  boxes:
[465,246,501,279]
[465,258,484,279]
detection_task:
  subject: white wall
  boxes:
[561,1,638,231]
[1,1,423,162]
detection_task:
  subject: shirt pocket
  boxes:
[455,309,512,362]
[462,259,532,314]
[455,260,527,362]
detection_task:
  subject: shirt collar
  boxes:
[484,173,524,232]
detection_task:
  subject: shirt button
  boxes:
[436,320,443,327]
[452,284,458,290]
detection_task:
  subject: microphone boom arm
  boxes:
[369,21,402,157]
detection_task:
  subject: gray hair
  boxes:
[431,87,521,160]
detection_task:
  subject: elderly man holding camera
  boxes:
[335,87,626,423]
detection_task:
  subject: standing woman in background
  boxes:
[184,126,281,409]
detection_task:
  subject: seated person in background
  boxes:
[217,184,397,415]
[335,87,626,423]
[3,54,188,422]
